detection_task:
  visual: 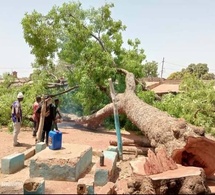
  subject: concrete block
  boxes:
[103,150,118,174]
[94,169,109,186]
[97,182,116,194]
[30,143,92,181]
[77,176,94,194]
[35,142,46,153]
[23,177,45,194]
[1,153,24,174]
[23,147,35,160]
[94,151,117,186]
[107,146,119,160]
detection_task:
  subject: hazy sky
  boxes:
[1,0,215,78]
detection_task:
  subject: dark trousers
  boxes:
[41,121,52,145]
[33,118,40,136]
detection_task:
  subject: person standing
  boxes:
[53,98,62,130]
[36,95,55,145]
[11,92,24,147]
[32,95,42,137]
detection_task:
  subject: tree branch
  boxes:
[68,13,107,51]
[50,85,79,98]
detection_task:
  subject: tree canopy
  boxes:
[142,61,158,78]
[167,63,215,80]
[21,2,146,115]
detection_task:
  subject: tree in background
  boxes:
[0,73,47,129]
[142,61,158,78]
[167,63,215,80]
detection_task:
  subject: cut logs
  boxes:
[109,138,151,147]
[123,146,152,156]
[109,138,153,156]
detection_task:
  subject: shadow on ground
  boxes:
[58,122,145,142]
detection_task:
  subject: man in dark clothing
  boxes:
[52,98,62,130]
[32,95,42,137]
[36,95,55,145]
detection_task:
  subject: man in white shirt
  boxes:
[11,92,24,146]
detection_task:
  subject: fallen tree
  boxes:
[63,69,215,179]
[67,69,205,154]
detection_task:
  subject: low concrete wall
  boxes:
[35,142,46,153]
[1,153,24,174]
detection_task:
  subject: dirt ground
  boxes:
[0,122,143,194]
[1,122,215,194]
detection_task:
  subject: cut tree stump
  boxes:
[172,136,215,178]
[129,160,211,194]
[127,170,211,194]
[128,147,211,194]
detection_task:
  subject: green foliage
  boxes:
[168,71,184,80]
[137,90,157,105]
[7,122,13,133]
[21,1,146,116]
[142,61,158,78]
[103,116,115,130]
[154,93,184,118]
[124,119,140,132]
[186,63,208,79]
[21,10,59,66]
[103,114,140,132]
[167,63,215,80]
[0,71,54,126]
[153,76,215,134]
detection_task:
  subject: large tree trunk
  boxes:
[118,91,204,155]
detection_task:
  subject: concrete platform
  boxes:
[29,143,92,181]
